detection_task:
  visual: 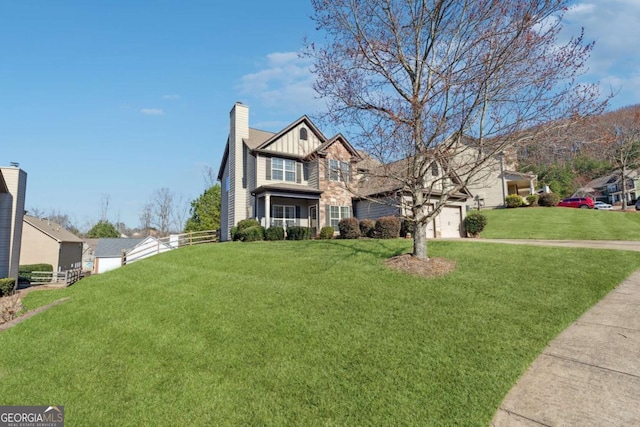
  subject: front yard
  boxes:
[1,239,639,425]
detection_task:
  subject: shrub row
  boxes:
[504,193,559,208]
[18,264,53,284]
[0,278,16,297]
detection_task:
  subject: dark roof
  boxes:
[355,156,471,199]
[245,128,276,149]
[252,183,324,195]
[95,238,146,258]
[23,215,83,243]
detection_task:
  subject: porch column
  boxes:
[529,177,535,195]
[265,193,271,228]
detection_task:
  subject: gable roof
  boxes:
[255,116,327,151]
[95,238,146,258]
[311,133,363,160]
[355,157,472,199]
[23,215,83,243]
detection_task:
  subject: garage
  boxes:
[439,206,463,238]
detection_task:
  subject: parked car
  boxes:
[594,201,612,210]
[557,197,595,209]
[636,199,640,211]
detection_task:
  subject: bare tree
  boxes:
[202,165,217,188]
[171,193,190,233]
[151,188,174,236]
[598,106,640,209]
[308,0,605,259]
[139,203,154,235]
[99,193,110,222]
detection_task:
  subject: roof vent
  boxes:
[10,162,19,167]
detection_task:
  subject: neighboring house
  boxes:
[93,238,145,274]
[0,165,27,283]
[577,169,640,204]
[218,102,363,240]
[353,157,473,238]
[217,103,537,240]
[20,215,83,271]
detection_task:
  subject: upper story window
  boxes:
[300,128,308,140]
[272,157,296,182]
[432,162,439,176]
[329,159,350,182]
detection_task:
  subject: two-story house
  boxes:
[217,102,362,241]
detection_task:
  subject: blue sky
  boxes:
[1,1,638,230]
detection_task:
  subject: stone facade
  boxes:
[318,142,357,227]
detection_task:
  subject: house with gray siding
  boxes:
[0,166,27,285]
[218,102,363,240]
[217,103,539,240]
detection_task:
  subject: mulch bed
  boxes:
[385,254,457,278]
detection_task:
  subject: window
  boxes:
[432,162,439,176]
[272,205,296,228]
[300,127,308,140]
[272,157,296,182]
[329,159,350,182]
[329,205,351,227]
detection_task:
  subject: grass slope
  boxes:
[481,207,640,240]
[2,240,640,425]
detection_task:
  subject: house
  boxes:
[93,238,145,274]
[0,165,27,284]
[353,158,473,238]
[217,102,363,240]
[217,103,537,240]
[577,169,640,205]
[20,216,83,272]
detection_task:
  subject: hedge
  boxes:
[374,216,401,239]
[0,278,16,297]
[359,219,375,238]
[286,227,312,240]
[464,212,488,237]
[538,193,560,207]
[236,226,265,242]
[319,226,334,239]
[265,226,285,241]
[338,217,360,239]
[18,264,53,283]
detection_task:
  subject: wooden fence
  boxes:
[30,269,83,286]
[122,230,218,265]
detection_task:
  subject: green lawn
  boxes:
[2,240,640,425]
[480,206,640,240]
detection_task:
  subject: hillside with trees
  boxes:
[516,104,640,199]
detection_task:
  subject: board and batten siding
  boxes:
[262,124,321,157]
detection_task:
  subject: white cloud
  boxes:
[561,0,640,107]
[237,51,324,116]
[140,108,165,116]
[162,94,180,100]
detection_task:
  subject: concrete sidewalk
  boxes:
[492,269,640,426]
[462,238,640,252]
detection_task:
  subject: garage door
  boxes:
[440,206,462,238]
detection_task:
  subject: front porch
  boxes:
[253,184,323,234]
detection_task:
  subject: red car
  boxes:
[557,197,595,209]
